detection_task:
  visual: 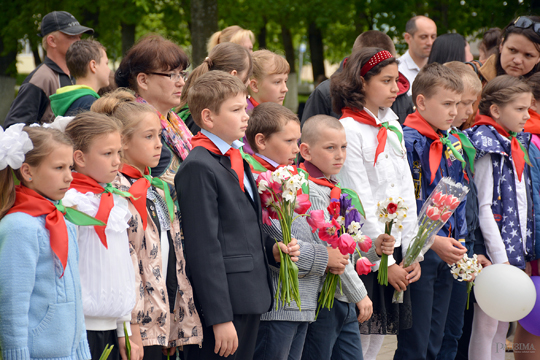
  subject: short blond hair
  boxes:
[187,71,248,127]
[412,63,464,107]
[251,50,290,80]
[444,61,482,95]
[42,31,60,52]
[301,115,344,146]
[207,26,255,53]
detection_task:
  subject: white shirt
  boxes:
[202,129,254,199]
[63,188,135,336]
[476,154,528,264]
[338,107,419,269]
[398,50,421,96]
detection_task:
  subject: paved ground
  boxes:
[375,335,515,360]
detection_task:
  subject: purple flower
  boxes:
[339,194,352,217]
[345,207,361,229]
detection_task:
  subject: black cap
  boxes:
[39,11,94,37]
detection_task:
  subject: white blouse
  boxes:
[63,188,135,335]
[338,107,419,269]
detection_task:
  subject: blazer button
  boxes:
[386,154,389,158]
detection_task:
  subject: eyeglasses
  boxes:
[513,16,540,36]
[148,71,188,82]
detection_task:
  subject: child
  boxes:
[176,71,299,360]
[465,75,534,360]
[50,39,110,116]
[62,112,138,360]
[299,114,395,360]
[396,63,468,360]
[247,50,289,109]
[329,47,420,360]
[244,102,301,173]
[92,90,203,359]
[178,42,253,135]
[0,125,92,360]
[437,61,490,360]
[243,103,344,359]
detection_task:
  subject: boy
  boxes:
[49,39,110,116]
[243,102,346,359]
[176,71,298,360]
[244,102,301,173]
[437,62,490,360]
[299,115,394,360]
[395,63,468,360]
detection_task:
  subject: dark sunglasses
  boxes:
[513,16,540,36]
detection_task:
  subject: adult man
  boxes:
[4,11,93,127]
[399,16,437,95]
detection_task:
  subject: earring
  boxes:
[28,177,32,181]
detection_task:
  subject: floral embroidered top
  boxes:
[113,172,202,347]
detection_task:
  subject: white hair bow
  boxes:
[0,124,34,171]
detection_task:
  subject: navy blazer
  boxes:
[175,146,275,327]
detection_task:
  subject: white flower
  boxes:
[336,216,345,226]
[283,189,295,202]
[348,221,361,234]
[0,124,34,170]
[258,180,269,193]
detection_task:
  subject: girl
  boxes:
[92,91,203,360]
[178,42,253,135]
[465,75,534,360]
[248,50,289,110]
[207,25,255,53]
[0,125,92,360]
[243,50,290,155]
[427,33,474,64]
[63,112,138,360]
[329,47,420,360]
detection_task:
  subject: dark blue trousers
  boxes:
[255,321,309,360]
[394,250,454,360]
[301,299,363,360]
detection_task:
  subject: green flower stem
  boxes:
[377,221,394,286]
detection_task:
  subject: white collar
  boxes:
[363,107,399,125]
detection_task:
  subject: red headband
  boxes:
[360,50,393,76]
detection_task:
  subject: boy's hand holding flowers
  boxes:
[326,247,349,275]
[375,233,396,256]
[273,238,301,263]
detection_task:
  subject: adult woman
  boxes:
[115,34,192,185]
[427,33,473,64]
[207,25,255,53]
[462,16,540,129]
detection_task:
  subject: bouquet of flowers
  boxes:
[257,166,312,310]
[449,254,482,309]
[393,177,469,303]
[308,192,373,317]
[376,197,408,285]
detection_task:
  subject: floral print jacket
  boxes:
[113,173,202,347]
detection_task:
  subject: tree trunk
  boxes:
[281,24,298,113]
[190,0,218,67]
[0,38,17,125]
[308,22,325,83]
[121,22,136,56]
[28,39,41,67]
[258,18,267,50]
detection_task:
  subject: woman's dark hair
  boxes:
[479,28,502,58]
[115,34,189,91]
[427,33,467,64]
[495,16,540,77]
[330,47,397,114]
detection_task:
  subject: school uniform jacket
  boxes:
[175,146,275,327]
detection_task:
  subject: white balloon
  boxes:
[474,264,536,322]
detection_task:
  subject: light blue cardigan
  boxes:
[0,212,91,360]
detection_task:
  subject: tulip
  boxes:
[319,221,340,248]
[261,208,273,226]
[426,206,440,221]
[387,202,398,214]
[294,193,311,214]
[327,201,341,219]
[356,257,375,276]
[338,233,357,255]
[447,196,460,210]
[306,210,326,233]
[438,194,448,206]
[441,210,452,222]
[358,235,373,253]
[432,191,442,205]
